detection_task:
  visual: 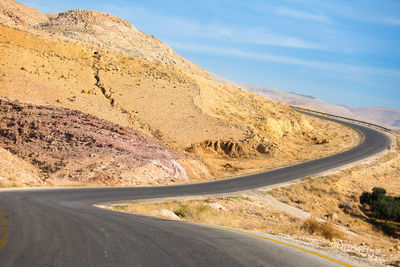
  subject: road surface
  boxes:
[0,114,391,266]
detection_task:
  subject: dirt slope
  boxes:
[0,99,195,186]
[0,146,41,186]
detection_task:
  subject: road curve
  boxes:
[0,114,391,266]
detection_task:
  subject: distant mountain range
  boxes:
[210,73,400,133]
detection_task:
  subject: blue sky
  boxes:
[21,0,400,109]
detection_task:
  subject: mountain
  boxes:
[348,107,400,130]
[210,74,400,132]
[0,0,359,186]
[0,0,207,77]
[0,0,48,27]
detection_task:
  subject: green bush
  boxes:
[371,187,386,200]
[360,191,372,205]
[360,187,400,223]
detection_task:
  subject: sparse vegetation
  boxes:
[270,136,400,264]
[226,196,249,201]
[301,217,344,240]
[360,187,400,239]
[113,205,127,211]
[112,197,303,236]
[173,202,220,222]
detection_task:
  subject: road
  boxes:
[0,114,391,266]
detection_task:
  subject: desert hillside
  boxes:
[0,99,193,186]
[0,0,358,186]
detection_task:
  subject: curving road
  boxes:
[0,114,391,266]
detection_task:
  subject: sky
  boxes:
[21,0,400,109]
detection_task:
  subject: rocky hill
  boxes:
[0,0,207,77]
[37,9,209,77]
[0,1,358,186]
[0,0,48,27]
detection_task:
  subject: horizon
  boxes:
[20,0,400,110]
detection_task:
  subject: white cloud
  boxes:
[281,1,400,27]
[276,7,331,23]
[381,17,400,26]
[97,3,326,50]
[170,42,400,77]
[228,26,325,50]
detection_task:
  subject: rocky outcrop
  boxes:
[0,99,188,185]
[187,139,278,158]
[191,140,245,158]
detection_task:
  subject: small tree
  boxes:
[360,188,400,223]
[360,191,372,205]
[371,187,386,201]
[372,197,392,223]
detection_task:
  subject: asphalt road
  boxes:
[0,114,391,267]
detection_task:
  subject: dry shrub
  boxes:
[116,200,324,238]
[320,222,344,240]
[302,217,320,234]
[302,217,344,240]
[173,202,234,225]
[174,202,211,220]
[125,203,160,216]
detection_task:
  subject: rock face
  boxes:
[0,99,188,185]
[187,139,278,158]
